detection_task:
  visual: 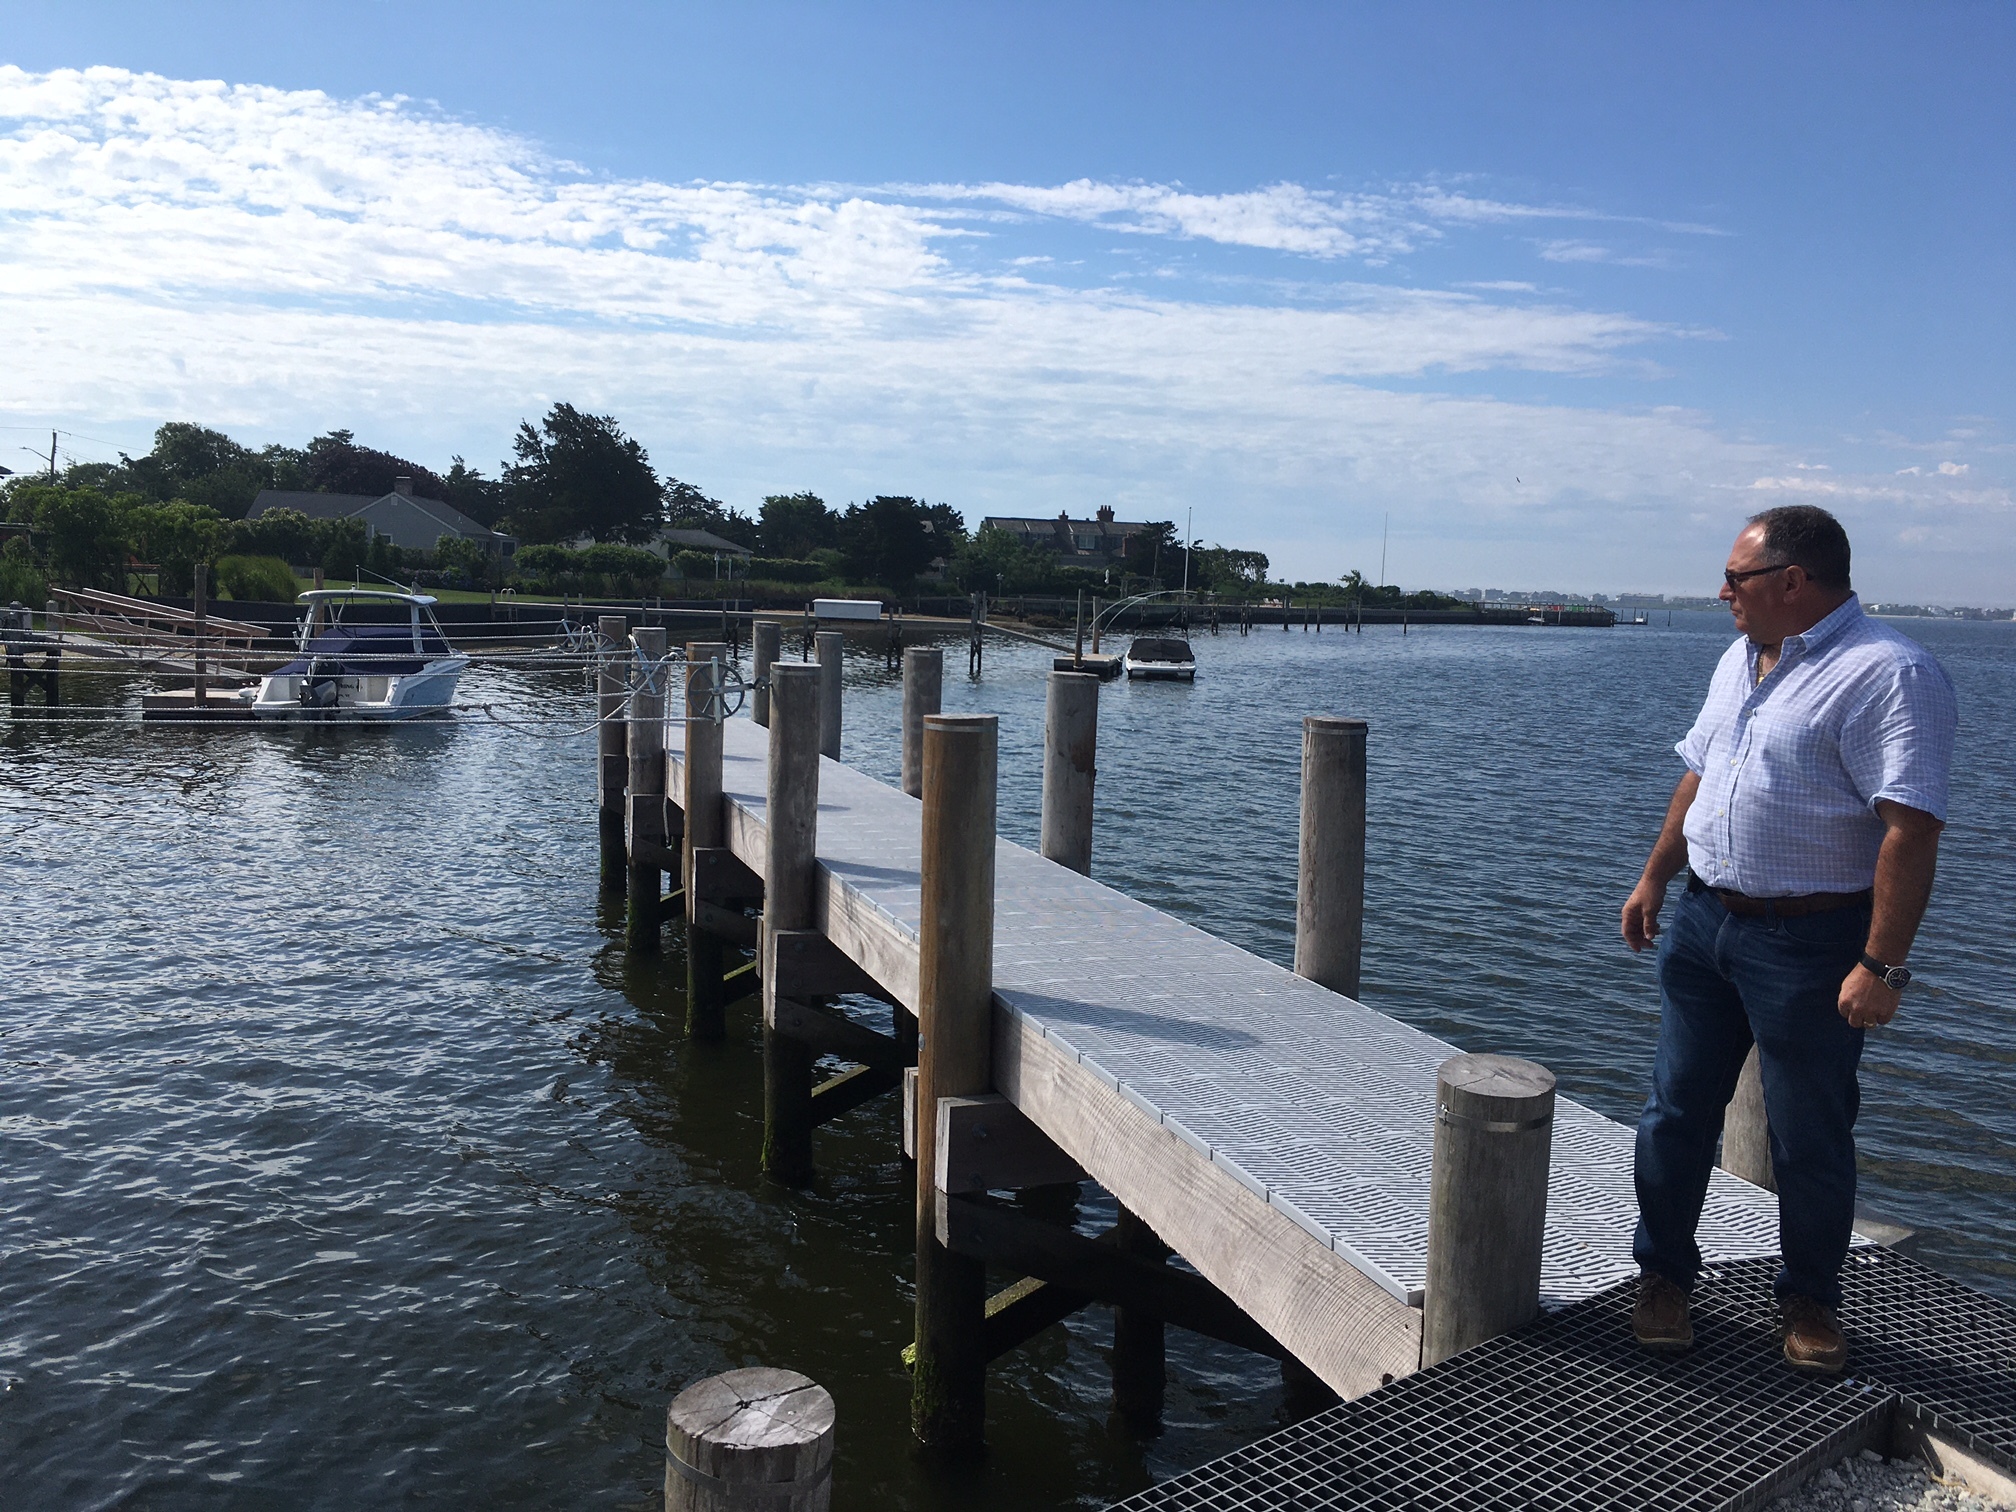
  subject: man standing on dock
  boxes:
[1618,505,1956,1374]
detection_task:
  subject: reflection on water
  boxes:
[2,612,2010,1509]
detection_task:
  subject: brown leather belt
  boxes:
[1708,886,1872,918]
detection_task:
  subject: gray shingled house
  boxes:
[248,478,515,556]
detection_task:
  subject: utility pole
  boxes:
[48,431,58,482]
[1379,512,1389,588]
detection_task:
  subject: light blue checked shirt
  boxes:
[1678,596,1957,896]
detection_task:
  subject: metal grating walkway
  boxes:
[1107,1249,2016,1512]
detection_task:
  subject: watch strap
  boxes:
[1859,952,1910,989]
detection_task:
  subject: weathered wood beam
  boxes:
[692,845,764,905]
[770,996,907,1072]
[770,928,893,1002]
[809,1063,904,1126]
[936,1194,1288,1361]
[934,1093,1088,1194]
[692,899,759,947]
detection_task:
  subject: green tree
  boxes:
[16,485,131,590]
[950,523,1052,593]
[432,533,500,589]
[231,507,317,567]
[504,404,662,544]
[304,430,449,502]
[444,457,505,528]
[666,478,758,548]
[0,536,45,606]
[129,500,229,596]
[838,496,939,588]
[1130,520,1179,587]
[1193,544,1269,593]
[756,492,839,558]
[114,422,265,517]
[312,517,369,578]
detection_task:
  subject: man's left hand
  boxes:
[1838,965,1902,1029]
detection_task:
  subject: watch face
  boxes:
[1885,966,1912,991]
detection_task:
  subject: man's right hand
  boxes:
[1622,877,1667,953]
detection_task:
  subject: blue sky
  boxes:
[2,2,2010,599]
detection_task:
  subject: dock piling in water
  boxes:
[1294,716,1367,1000]
[912,713,998,1455]
[815,630,843,761]
[900,647,942,799]
[626,626,669,952]
[1722,1045,1775,1190]
[596,615,630,893]
[683,641,730,1039]
[1039,671,1099,877]
[1422,1053,1556,1366]
[761,663,822,1186]
[751,619,780,729]
[665,1367,835,1512]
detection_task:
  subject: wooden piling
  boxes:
[1039,671,1099,876]
[1722,1045,1775,1190]
[626,626,669,953]
[912,713,998,1455]
[684,640,730,1039]
[597,614,630,893]
[1422,1053,1555,1367]
[752,619,780,729]
[665,1367,835,1512]
[815,630,843,761]
[762,663,822,1185]
[901,646,943,800]
[1110,1204,1171,1436]
[1294,716,1368,1000]
[191,563,209,705]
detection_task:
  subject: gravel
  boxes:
[1767,1449,2014,1512]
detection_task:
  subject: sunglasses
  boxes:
[1723,562,1793,590]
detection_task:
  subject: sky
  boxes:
[1,2,2011,600]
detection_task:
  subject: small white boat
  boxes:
[1122,635,1196,681]
[249,589,469,721]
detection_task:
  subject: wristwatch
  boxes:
[1859,953,1912,991]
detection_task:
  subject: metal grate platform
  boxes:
[1109,1250,2016,1512]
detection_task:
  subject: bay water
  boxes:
[3,610,2010,1509]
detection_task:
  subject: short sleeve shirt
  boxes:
[1677,596,1957,895]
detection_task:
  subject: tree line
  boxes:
[0,403,1416,607]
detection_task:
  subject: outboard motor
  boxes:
[299,656,342,714]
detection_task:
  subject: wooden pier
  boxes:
[593,625,2016,1504]
[655,699,1787,1376]
[589,627,1810,1439]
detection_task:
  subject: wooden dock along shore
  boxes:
[602,629,1790,1453]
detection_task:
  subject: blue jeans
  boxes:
[1632,879,1868,1308]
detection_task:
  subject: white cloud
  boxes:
[0,66,2005,598]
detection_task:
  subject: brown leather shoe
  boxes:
[1633,1271,1693,1353]
[1781,1295,1848,1374]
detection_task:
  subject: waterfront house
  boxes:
[978,505,1152,569]
[248,479,516,557]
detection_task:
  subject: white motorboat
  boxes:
[248,589,470,721]
[1121,635,1196,681]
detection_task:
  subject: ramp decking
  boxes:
[671,714,1783,1394]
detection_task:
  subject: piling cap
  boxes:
[667,1367,835,1472]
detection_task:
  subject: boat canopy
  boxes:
[274,622,453,676]
[1126,637,1195,663]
